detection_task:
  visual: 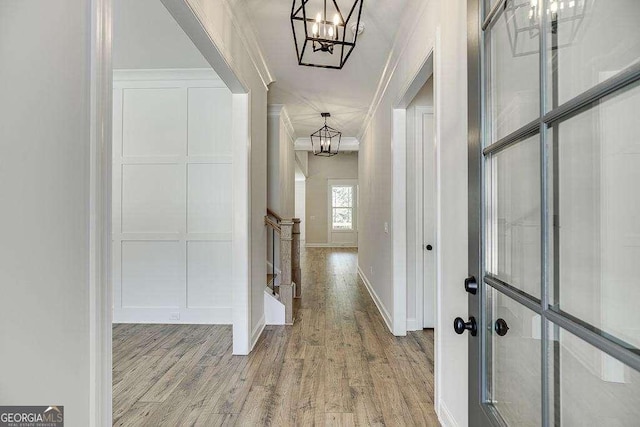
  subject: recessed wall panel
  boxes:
[187,163,232,234]
[113,71,233,324]
[187,241,232,308]
[121,240,184,308]
[123,88,186,157]
[122,164,184,233]
[188,87,232,157]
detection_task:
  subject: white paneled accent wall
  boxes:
[113,69,233,324]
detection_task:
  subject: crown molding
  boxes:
[267,104,285,115]
[356,0,432,141]
[169,0,274,92]
[268,104,297,143]
[164,0,249,92]
[221,0,275,90]
[280,107,296,143]
[294,137,360,152]
[112,68,224,82]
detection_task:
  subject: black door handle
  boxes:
[454,316,477,336]
[464,276,478,295]
[495,318,509,336]
[425,244,433,251]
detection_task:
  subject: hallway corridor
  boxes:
[112,248,438,426]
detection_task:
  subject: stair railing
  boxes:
[265,209,301,325]
[265,210,281,295]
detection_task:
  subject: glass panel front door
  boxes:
[487,287,542,426]
[468,0,640,426]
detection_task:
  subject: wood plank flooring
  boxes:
[113,247,438,426]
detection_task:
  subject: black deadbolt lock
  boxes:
[495,318,509,336]
[464,276,478,295]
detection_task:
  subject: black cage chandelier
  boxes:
[311,113,341,156]
[290,0,364,69]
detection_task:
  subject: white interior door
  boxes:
[328,179,358,247]
[421,109,436,328]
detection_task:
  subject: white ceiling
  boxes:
[239,0,411,138]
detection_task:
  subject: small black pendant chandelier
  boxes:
[311,113,341,157]
[290,0,364,69]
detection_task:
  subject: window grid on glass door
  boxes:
[480,0,640,426]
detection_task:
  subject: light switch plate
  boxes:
[384,222,389,233]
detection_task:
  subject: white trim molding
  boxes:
[268,104,296,143]
[294,136,360,152]
[161,0,249,93]
[413,106,435,331]
[112,68,224,82]
[162,0,274,91]
[406,317,419,331]
[437,400,459,427]
[220,0,274,89]
[391,108,407,337]
[250,314,266,350]
[357,266,393,334]
[231,93,252,356]
[305,242,357,248]
[89,0,113,425]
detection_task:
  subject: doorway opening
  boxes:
[390,49,441,411]
[301,150,359,249]
[108,0,251,423]
[406,77,436,331]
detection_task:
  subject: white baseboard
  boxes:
[250,314,266,351]
[306,242,358,248]
[113,307,231,324]
[357,265,393,334]
[437,400,459,427]
[407,317,420,331]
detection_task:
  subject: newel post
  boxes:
[279,220,294,325]
[292,218,302,298]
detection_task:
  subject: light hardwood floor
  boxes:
[113,247,438,426]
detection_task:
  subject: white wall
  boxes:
[267,105,296,218]
[0,0,272,423]
[112,70,233,324]
[0,1,93,424]
[266,105,295,277]
[113,0,210,70]
[357,1,469,425]
[305,152,358,245]
[280,114,295,218]
[267,113,280,216]
[295,150,309,177]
